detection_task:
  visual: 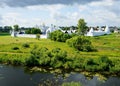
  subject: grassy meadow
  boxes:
[0,33,120,57]
[0,33,120,73]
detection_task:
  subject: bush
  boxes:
[25,46,42,66]
[12,46,19,50]
[25,46,50,66]
[97,56,112,71]
[62,33,71,42]
[24,46,118,72]
[82,56,112,72]
[25,55,39,66]
[83,58,97,71]
[36,34,40,40]
[22,43,30,48]
[66,36,95,52]
[25,47,68,68]
[73,57,85,69]
[49,30,71,42]
[50,48,68,68]
[110,59,120,73]
[11,59,22,65]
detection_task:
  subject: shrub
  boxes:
[71,33,78,37]
[64,61,73,69]
[25,55,39,67]
[24,46,117,72]
[73,57,85,69]
[83,58,97,71]
[11,59,22,65]
[25,46,50,66]
[36,34,40,40]
[25,47,68,68]
[110,59,120,73]
[97,56,112,71]
[62,33,71,42]
[49,30,63,41]
[49,30,71,42]
[50,48,68,68]
[22,43,30,48]
[66,36,95,52]
[82,56,112,72]
[12,46,19,50]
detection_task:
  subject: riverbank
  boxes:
[0,33,120,75]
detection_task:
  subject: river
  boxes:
[0,65,120,86]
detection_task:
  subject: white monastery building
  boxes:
[11,25,111,38]
[86,26,111,36]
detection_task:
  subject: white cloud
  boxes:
[26,4,66,26]
[0,0,120,27]
[26,4,65,12]
[1,12,21,26]
[75,0,120,26]
[89,0,114,7]
[1,12,36,27]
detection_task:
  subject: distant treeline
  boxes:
[60,26,78,30]
[0,25,78,33]
[0,26,41,33]
[0,26,12,32]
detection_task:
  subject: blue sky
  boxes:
[0,0,120,27]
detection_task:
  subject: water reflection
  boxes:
[0,65,120,86]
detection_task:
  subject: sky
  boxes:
[0,0,120,27]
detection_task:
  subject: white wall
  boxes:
[14,34,47,39]
[86,26,110,36]
[16,34,36,38]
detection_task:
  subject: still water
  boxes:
[0,65,120,86]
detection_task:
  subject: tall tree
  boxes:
[4,26,12,32]
[77,19,88,35]
[13,24,19,31]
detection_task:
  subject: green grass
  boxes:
[0,35,76,55]
[0,32,10,36]
[0,33,120,72]
[0,33,120,58]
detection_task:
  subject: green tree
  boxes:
[25,29,31,34]
[32,28,41,34]
[13,24,19,31]
[4,26,12,32]
[49,30,71,42]
[77,19,88,35]
[25,28,41,34]
[66,36,95,52]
